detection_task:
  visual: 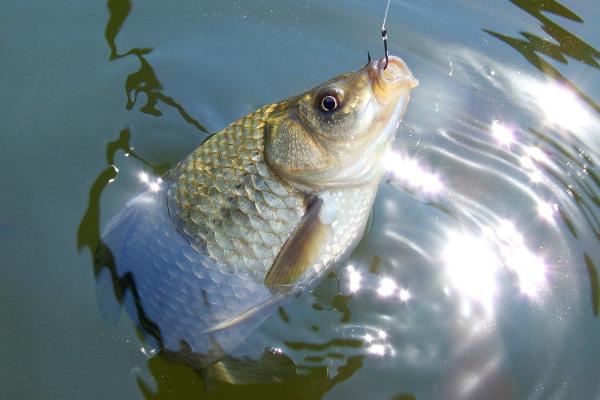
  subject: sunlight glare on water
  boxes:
[383,151,444,195]
[2,0,599,399]
[490,119,515,147]
[346,264,363,294]
[139,171,162,192]
[442,231,500,315]
[523,80,597,132]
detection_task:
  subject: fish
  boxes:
[96,54,418,379]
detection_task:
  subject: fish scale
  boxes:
[168,104,306,279]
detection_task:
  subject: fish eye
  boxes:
[316,89,343,113]
[321,95,337,111]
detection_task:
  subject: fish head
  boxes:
[265,55,418,191]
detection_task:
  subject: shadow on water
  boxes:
[137,354,365,400]
[76,128,170,347]
[106,0,208,131]
[484,0,600,113]
[76,129,170,348]
[78,0,207,264]
[584,254,599,317]
[76,0,208,389]
[485,0,600,319]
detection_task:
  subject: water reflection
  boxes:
[135,352,365,399]
[343,260,412,305]
[398,288,412,302]
[384,151,444,195]
[523,81,596,131]
[481,1,600,327]
[443,231,500,315]
[106,0,207,132]
[77,0,600,398]
[490,120,514,147]
[138,171,162,192]
[346,265,362,293]
[484,0,600,114]
[377,277,398,297]
[372,0,598,397]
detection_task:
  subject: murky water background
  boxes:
[1,1,599,399]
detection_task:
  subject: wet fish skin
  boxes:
[98,54,417,367]
[168,55,418,287]
[167,103,306,281]
[99,188,280,358]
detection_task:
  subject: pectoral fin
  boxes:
[203,292,288,333]
[264,197,330,286]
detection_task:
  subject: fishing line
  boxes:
[381,0,391,69]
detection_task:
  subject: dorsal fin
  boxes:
[264,196,330,286]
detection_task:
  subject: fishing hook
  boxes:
[381,0,391,69]
[382,29,388,69]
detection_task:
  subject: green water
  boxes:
[1,1,599,399]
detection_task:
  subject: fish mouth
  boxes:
[320,55,418,188]
[367,55,419,100]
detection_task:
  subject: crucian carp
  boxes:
[98,53,418,373]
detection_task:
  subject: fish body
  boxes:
[98,55,418,368]
[99,185,280,359]
[167,105,377,287]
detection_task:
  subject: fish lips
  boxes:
[367,55,419,104]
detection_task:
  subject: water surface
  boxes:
[1,1,599,399]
